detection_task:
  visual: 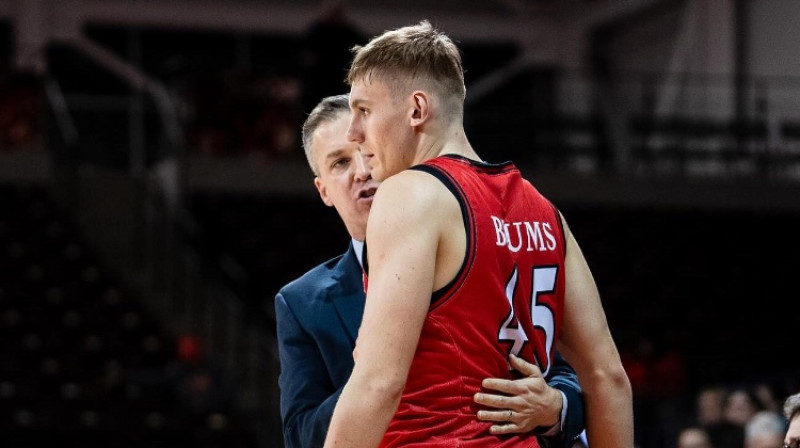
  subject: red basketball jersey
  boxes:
[380,155,567,447]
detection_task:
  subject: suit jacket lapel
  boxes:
[330,243,366,343]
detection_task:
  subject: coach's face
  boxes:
[313,111,378,241]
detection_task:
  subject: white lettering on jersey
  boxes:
[491,215,557,253]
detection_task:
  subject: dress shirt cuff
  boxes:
[537,390,567,437]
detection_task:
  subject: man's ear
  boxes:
[314,177,334,207]
[410,91,430,127]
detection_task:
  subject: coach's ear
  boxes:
[314,177,334,207]
[410,91,430,127]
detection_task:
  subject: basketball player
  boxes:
[324,21,633,447]
[275,94,585,448]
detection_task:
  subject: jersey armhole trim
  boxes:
[410,164,473,306]
[550,202,567,258]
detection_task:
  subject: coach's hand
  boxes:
[474,354,562,435]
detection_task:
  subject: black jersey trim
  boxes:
[439,154,515,175]
[409,163,473,305]
[549,202,567,258]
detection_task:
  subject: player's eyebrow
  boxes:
[349,98,367,109]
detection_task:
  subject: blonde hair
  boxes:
[347,20,466,113]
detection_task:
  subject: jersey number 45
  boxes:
[498,265,557,376]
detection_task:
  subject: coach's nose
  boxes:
[354,152,371,182]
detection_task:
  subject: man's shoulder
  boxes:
[277,252,347,299]
[380,168,451,204]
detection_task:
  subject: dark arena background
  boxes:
[1,1,799,447]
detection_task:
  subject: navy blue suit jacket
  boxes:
[275,243,584,448]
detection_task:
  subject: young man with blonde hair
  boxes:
[325,20,633,447]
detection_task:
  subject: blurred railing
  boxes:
[561,69,800,178]
[41,36,283,447]
[467,63,800,180]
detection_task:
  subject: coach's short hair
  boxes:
[785,392,800,421]
[301,94,350,176]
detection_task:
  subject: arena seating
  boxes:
[186,191,349,322]
[0,184,256,448]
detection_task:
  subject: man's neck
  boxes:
[413,128,479,165]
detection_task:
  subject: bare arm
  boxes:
[324,172,451,447]
[556,215,634,448]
